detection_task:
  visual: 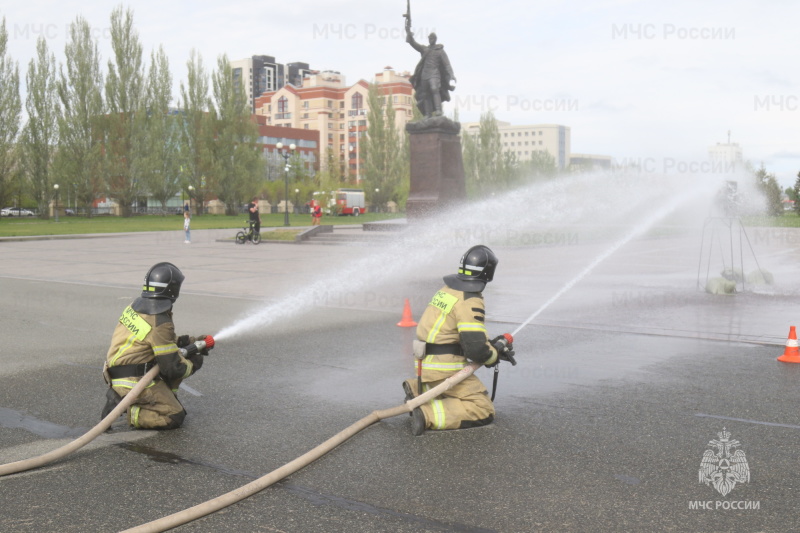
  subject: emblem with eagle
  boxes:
[699,428,750,496]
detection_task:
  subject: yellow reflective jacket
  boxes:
[415,285,498,381]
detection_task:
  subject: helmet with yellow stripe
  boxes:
[443,245,498,292]
[142,262,184,302]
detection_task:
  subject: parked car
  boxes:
[1,207,35,217]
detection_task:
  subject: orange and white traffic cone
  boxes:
[397,298,417,327]
[777,326,800,363]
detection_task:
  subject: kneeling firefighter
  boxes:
[101,262,213,429]
[403,245,516,436]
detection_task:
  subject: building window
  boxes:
[351,92,363,109]
[303,101,309,109]
[278,96,288,113]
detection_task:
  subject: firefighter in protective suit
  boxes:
[101,262,207,429]
[403,245,515,436]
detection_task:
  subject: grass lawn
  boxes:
[741,213,800,227]
[0,212,403,237]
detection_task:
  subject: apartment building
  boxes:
[254,67,414,180]
[253,117,320,179]
[231,56,313,113]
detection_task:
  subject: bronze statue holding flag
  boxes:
[404,0,456,118]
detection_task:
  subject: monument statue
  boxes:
[404,1,456,119]
[401,0,466,219]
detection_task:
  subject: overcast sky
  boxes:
[3,0,799,186]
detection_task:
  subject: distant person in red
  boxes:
[309,199,322,226]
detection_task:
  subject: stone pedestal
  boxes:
[406,117,466,219]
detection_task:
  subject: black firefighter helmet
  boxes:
[132,262,185,314]
[443,245,498,292]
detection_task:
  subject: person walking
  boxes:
[183,211,191,244]
[403,245,516,436]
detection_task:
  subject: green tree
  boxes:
[210,54,261,215]
[0,17,21,210]
[462,110,504,197]
[178,49,214,214]
[520,150,558,181]
[104,5,145,217]
[56,15,105,216]
[138,46,181,214]
[361,83,405,211]
[754,163,782,216]
[21,36,60,218]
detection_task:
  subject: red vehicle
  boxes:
[334,188,366,216]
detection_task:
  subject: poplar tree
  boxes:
[753,163,782,216]
[104,5,145,216]
[138,46,181,213]
[210,54,260,214]
[0,18,21,210]
[57,15,104,216]
[794,171,800,216]
[21,36,60,217]
[361,83,405,211]
[462,110,504,196]
[178,49,213,214]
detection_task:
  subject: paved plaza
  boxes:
[1,223,800,532]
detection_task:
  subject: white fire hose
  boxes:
[0,337,213,477]
[0,365,162,477]
[119,362,482,533]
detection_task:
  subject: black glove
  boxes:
[187,352,204,373]
[176,335,191,348]
[490,335,516,365]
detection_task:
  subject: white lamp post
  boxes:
[276,142,296,226]
[53,184,59,222]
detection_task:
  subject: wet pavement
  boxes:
[1,224,800,532]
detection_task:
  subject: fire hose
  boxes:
[120,361,485,533]
[0,337,214,477]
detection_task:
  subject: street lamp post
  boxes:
[374,188,380,214]
[187,185,195,214]
[350,125,360,184]
[276,142,296,226]
[294,188,300,214]
[53,184,59,222]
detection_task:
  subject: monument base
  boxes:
[405,117,466,219]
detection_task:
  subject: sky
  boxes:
[3,0,799,187]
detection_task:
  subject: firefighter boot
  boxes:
[101,387,123,421]
[411,406,426,436]
[402,380,417,416]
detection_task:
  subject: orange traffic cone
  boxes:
[778,326,800,363]
[397,298,417,327]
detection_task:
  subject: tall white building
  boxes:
[708,132,743,169]
[462,121,571,169]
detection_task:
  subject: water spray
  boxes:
[510,182,717,338]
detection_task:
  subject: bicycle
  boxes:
[235,221,262,245]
